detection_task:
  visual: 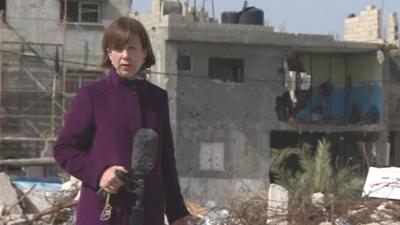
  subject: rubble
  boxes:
[1,173,400,225]
[267,184,288,225]
[61,176,81,201]
[312,192,325,209]
[0,174,79,225]
[0,173,23,215]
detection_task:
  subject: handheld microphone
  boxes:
[117,128,158,225]
[98,129,158,224]
[131,128,158,176]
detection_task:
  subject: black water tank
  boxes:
[221,11,239,24]
[239,7,264,25]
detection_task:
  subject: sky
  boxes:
[132,0,400,40]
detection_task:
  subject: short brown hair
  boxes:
[101,16,155,69]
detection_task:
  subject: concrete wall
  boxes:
[344,5,382,43]
[5,0,131,69]
[388,50,400,130]
[158,41,290,203]
[6,0,62,43]
[388,83,400,129]
[388,12,399,44]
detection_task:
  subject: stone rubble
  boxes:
[0,172,23,215]
[0,173,80,225]
[1,176,400,225]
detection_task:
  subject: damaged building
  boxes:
[134,0,396,203]
[0,0,400,206]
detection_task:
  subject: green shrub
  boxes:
[270,138,364,209]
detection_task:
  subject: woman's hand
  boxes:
[99,165,127,194]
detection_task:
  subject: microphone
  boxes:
[131,128,158,176]
[98,128,158,224]
[116,128,158,225]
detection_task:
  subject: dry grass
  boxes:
[223,194,400,225]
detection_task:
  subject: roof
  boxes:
[142,14,383,54]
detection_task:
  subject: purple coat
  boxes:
[53,69,189,225]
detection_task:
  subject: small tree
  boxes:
[270,138,364,210]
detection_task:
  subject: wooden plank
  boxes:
[0,157,55,166]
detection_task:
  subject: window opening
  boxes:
[209,57,244,83]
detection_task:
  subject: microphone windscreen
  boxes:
[132,128,158,175]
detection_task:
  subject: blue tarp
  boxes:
[11,176,62,192]
[296,84,383,120]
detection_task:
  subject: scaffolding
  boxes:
[0,2,102,175]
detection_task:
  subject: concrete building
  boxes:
[343,5,400,170]
[0,0,131,173]
[134,0,391,204]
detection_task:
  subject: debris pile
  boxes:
[1,171,400,225]
[223,185,400,225]
[185,184,400,225]
[0,173,80,225]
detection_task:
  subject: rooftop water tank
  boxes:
[221,11,239,24]
[239,7,264,25]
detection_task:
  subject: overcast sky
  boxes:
[132,0,400,39]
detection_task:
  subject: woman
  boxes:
[53,17,191,225]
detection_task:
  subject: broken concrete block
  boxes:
[267,183,288,225]
[0,173,23,215]
[61,176,81,200]
[311,192,325,209]
[21,189,61,213]
[12,181,62,214]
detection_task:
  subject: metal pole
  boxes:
[62,0,67,117]
[0,10,3,143]
[193,0,196,20]
[211,0,215,19]
[50,48,57,138]
[0,157,55,166]
[381,0,385,40]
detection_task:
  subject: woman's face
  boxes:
[108,35,147,79]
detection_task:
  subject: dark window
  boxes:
[65,73,101,93]
[177,55,191,71]
[61,1,79,22]
[60,1,100,23]
[80,3,100,22]
[209,57,244,82]
[0,0,6,22]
